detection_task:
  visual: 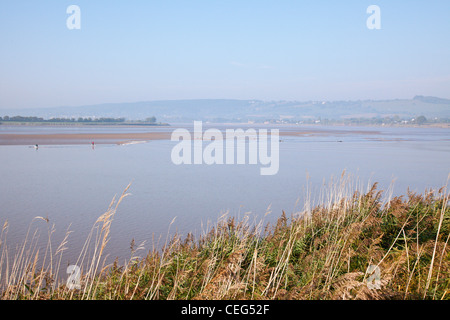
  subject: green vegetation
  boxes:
[0,116,166,126]
[1,177,449,300]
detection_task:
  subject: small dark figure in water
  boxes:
[35,144,38,150]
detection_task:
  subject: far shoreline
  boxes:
[0,132,172,146]
[0,122,448,146]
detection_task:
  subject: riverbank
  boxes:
[1,179,448,300]
[0,126,381,145]
[0,132,172,145]
[2,121,449,146]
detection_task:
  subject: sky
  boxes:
[0,0,449,109]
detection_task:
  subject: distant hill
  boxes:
[413,95,450,104]
[1,97,449,123]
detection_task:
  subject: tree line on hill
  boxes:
[0,116,157,123]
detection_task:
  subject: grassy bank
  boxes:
[1,177,449,300]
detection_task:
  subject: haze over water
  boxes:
[0,124,448,266]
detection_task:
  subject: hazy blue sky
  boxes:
[1,0,449,109]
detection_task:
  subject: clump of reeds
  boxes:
[1,175,449,300]
[0,183,131,299]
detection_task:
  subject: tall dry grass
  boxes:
[0,175,449,300]
[0,183,131,299]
